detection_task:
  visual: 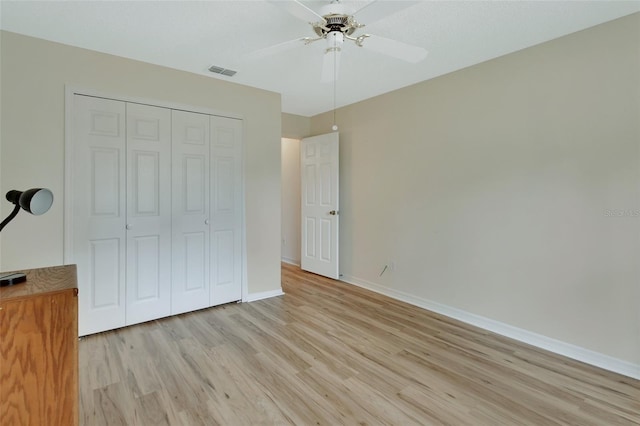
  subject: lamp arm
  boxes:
[0,204,22,233]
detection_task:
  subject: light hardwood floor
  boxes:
[79,263,640,425]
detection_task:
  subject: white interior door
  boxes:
[125,103,172,325]
[72,95,127,336]
[300,132,339,279]
[171,110,211,315]
[210,116,243,305]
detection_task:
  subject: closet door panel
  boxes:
[210,116,243,305]
[125,103,172,325]
[171,110,211,315]
[72,95,127,336]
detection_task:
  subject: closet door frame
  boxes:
[63,86,248,319]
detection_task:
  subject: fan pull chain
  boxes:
[332,41,338,131]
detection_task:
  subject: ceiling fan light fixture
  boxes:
[325,31,344,53]
[257,0,428,85]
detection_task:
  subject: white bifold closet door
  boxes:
[72,94,243,336]
[210,116,243,306]
[73,96,172,334]
[171,110,211,315]
[171,112,243,311]
[124,103,172,326]
[73,95,128,335]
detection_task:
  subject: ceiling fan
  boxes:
[250,0,428,82]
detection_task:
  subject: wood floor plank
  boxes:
[79,263,640,425]
[133,391,172,426]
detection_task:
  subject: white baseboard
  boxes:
[245,288,285,302]
[281,257,300,266]
[341,274,640,380]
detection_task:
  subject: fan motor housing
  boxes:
[313,14,359,37]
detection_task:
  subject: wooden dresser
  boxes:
[0,265,79,426]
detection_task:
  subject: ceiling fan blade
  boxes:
[321,48,342,83]
[266,0,324,23]
[359,34,427,63]
[352,1,419,26]
[245,37,308,61]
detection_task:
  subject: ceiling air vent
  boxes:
[208,65,237,77]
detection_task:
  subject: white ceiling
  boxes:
[1,1,639,117]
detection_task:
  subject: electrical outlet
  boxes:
[282,238,286,246]
[390,261,396,272]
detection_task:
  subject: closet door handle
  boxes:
[126,224,132,230]
[204,219,210,225]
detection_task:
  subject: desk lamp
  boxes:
[0,188,54,286]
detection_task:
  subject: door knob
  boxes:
[329,210,338,216]
[126,224,132,230]
[205,219,210,225]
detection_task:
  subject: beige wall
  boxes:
[282,113,311,140]
[281,138,301,265]
[280,113,308,265]
[0,31,282,296]
[311,14,640,365]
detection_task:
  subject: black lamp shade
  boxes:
[0,187,54,286]
[6,188,54,215]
